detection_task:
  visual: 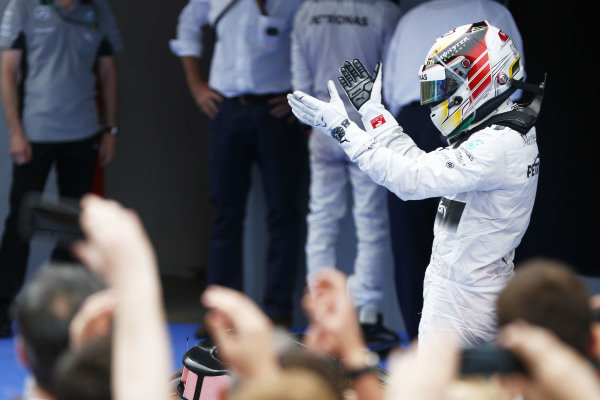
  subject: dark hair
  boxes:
[496,259,593,355]
[12,264,104,393]
[54,336,112,400]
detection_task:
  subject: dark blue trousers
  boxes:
[388,102,445,339]
[207,98,307,319]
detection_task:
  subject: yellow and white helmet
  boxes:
[419,21,524,139]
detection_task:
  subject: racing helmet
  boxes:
[419,21,524,138]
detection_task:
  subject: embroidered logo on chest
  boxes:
[34,5,52,22]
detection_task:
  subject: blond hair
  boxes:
[444,377,503,400]
[229,369,339,400]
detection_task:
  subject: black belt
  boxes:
[226,92,288,104]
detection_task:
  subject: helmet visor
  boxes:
[419,62,463,105]
[420,75,461,105]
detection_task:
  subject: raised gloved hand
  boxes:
[339,59,399,135]
[287,81,353,143]
[338,59,382,112]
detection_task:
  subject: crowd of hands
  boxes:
[49,195,600,400]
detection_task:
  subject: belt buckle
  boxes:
[238,95,249,105]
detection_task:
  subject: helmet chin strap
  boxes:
[447,74,547,146]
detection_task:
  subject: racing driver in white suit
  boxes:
[288,21,544,347]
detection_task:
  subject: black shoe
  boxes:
[361,314,400,354]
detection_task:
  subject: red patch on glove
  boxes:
[370,114,386,129]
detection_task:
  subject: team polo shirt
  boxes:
[0,0,123,142]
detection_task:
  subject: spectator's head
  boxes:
[279,350,346,400]
[444,377,502,400]
[496,259,592,355]
[13,264,104,394]
[54,336,111,400]
[229,369,339,400]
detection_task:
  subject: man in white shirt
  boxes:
[381,0,524,340]
[291,0,400,346]
[170,0,307,330]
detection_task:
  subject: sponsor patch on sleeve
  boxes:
[370,114,386,129]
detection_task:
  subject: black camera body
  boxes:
[460,344,527,376]
[19,193,83,247]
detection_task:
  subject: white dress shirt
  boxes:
[170,0,305,97]
[383,0,524,115]
[291,0,400,125]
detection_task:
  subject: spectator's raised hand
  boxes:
[302,269,366,367]
[499,320,600,400]
[590,294,600,311]
[73,195,170,400]
[386,335,459,400]
[201,286,280,379]
[69,289,117,349]
[73,194,157,287]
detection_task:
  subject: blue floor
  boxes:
[0,323,198,400]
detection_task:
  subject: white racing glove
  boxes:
[338,59,399,136]
[287,81,372,158]
[287,81,347,136]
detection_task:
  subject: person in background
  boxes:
[170,0,307,334]
[496,259,594,356]
[385,321,600,400]
[0,0,122,337]
[54,336,112,400]
[291,0,400,347]
[381,0,524,339]
[12,266,104,400]
[498,322,600,400]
